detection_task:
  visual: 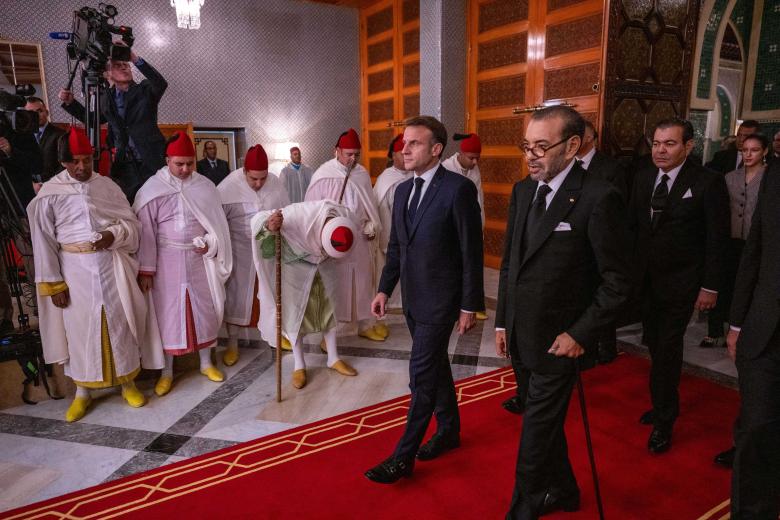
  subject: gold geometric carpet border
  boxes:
[4,368,519,520]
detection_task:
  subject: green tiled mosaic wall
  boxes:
[697,0,730,99]
[730,0,754,57]
[690,109,709,157]
[751,0,780,111]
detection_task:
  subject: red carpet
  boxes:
[3,354,738,519]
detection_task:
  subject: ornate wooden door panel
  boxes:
[602,0,700,159]
[467,0,607,269]
[360,0,420,181]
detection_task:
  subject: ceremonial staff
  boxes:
[337,159,355,205]
[275,217,282,402]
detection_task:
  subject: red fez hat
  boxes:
[454,133,482,154]
[245,144,269,171]
[290,146,300,153]
[336,128,361,149]
[321,217,357,258]
[166,131,196,157]
[67,127,93,156]
[392,133,404,152]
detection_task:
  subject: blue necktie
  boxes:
[407,177,425,222]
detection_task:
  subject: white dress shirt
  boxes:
[576,147,596,171]
[408,161,440,210]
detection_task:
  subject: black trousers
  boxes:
[392,315,459,461]
[732,325,780,519]
[707,239,744,337]
[642,288,695,431]
[506,371,578,520]
[110,158,151,204]
[509,327,530,400]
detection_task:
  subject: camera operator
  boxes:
[58,42,167,202]
[25,97,66,189]
[1,131,41,209]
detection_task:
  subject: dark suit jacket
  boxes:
[706,148,739,174]
[37,123,66,182]
[62,60,167,181]
[2,132,41,210]
[586,150,628,202]
[496,163,631,374]
[729,160,780,360]
[197,158,231,185]
[629,159,730,303]
[379,165,484,325]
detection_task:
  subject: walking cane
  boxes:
[275,230,282,403]
[337,161,354,205]
[576,360,605,520]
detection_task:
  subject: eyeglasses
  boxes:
[519,136,572,158]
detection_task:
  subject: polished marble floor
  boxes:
[0,268,736,512]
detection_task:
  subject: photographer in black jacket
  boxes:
[58,43,167,202]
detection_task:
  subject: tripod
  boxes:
[0,165,62,404]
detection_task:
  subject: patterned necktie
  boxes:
[407,177,425,223]
[651,173,670,229]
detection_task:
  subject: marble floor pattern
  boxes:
[0,268,737,512]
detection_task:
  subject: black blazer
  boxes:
[38,123,66,182]
[587,151,628,202]
[629,159,730,303]
[379,165,484,325]
[197,158,231,185]
[729,160,780,360]
[62,60,167,180]
[705,148,739,174]
[496,163,631,374]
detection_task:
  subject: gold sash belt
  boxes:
[60,241,97,253]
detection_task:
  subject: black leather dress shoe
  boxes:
[639,409,655,425]
[714,446,735,468]
[417,433,460,461]
[540,491,580,515]
[365,457,414,484]
[502,395,526,415]
[648,428,672,453]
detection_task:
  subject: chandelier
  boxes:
[171,0,205,29]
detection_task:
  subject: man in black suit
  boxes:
[576,120,629,364]
[24,97,66,186]
[727,159,780,518]
[497,106,631,519]
[630,118,730,453]
[196,140,230,184]
[59,45,167,201]
[365,115,484,484]
[705,120,761,174]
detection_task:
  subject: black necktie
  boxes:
[651,173,670,229]
[522,184,552,255]
[407,177,425,223]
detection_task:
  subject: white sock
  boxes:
[75,386,90,399]
[292,338,306,371]
[161,354,174,378]
[324,328,340,367]
[199,347,214,370]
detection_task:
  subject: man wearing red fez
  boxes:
[27,128,164,422]
[442,133,488,321]
[443,133,484,226]
[216,145,289,366]
[251,200,359,388]
[373,133,411,311]
[280,146,314,203]
[134,131,232,396]
[305,128,387,343]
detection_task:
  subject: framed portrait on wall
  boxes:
[194,130,237,170]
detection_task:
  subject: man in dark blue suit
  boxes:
[364,115,484,484]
